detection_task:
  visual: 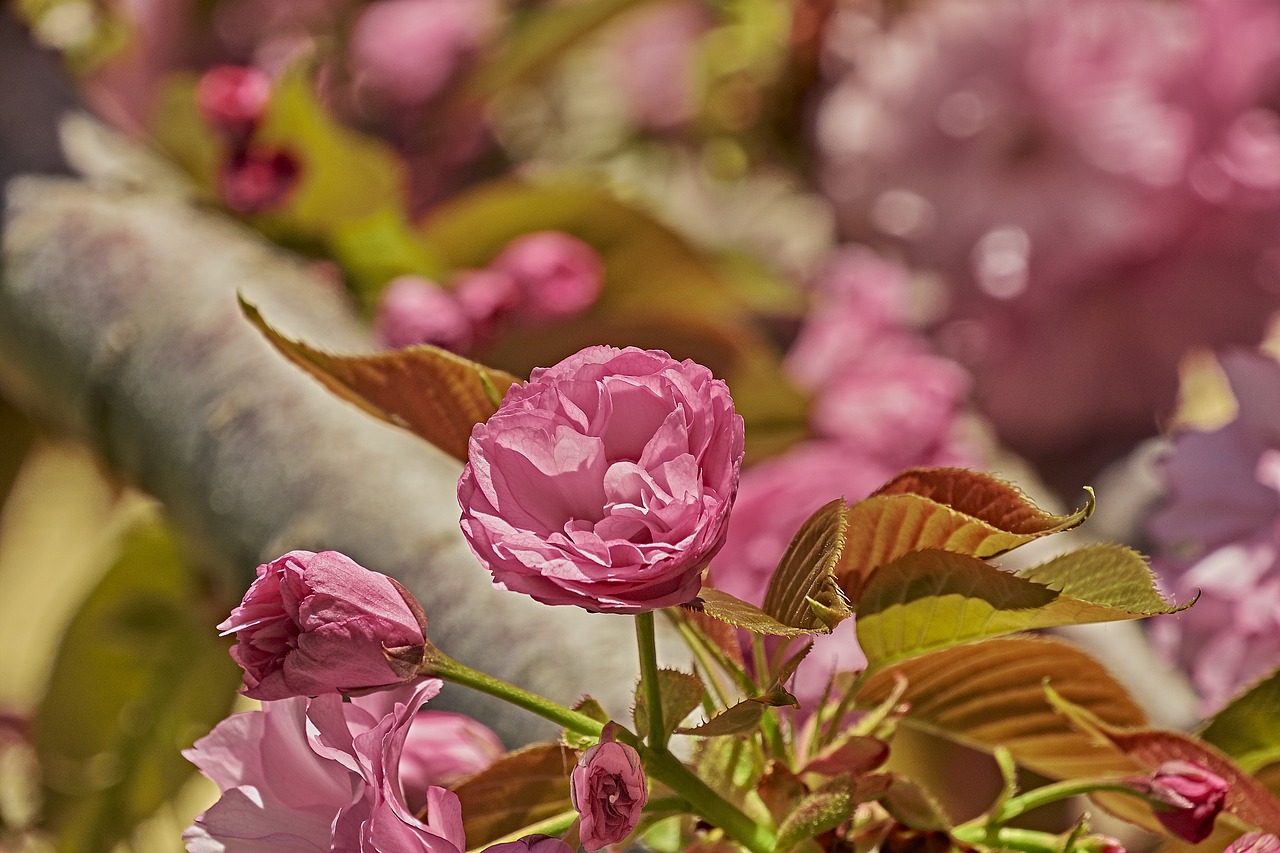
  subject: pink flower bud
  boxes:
[218,550,427,700]
[1146,760,1230,842]
[485,835,575,853]
[218,146,300,215]
[374,276,473,352]
[1228,833,1280,853]
[196,65,272,141]
[454,268,521,346]
[399,710,504,812]
[491,232,605,324]
[458,346,745,613]
[570,741,647,851]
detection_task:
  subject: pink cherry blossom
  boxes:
[184,679,464,853]
[219,550,426,700]
[398,710,504,812]
[374,276,474,353]
[458,346,744,613]
[196,65,272,141]
[570,741,647,851]
[490,232,605,325]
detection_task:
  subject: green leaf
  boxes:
[464,0,662,97]
[1200,669,1280,773]
[839,468,1093,601]
[34,510,242,852]
[776,777,857,852]
[855,636,1146,780]
[762,499,851,633]
[149,74,220,195]
[1047,685,1280,835]
[241,297,519,460]
[453,743,579,848]
[329,210,446,307]
[685,588,831,637]
[635,669,707,742]
[854,546,1180,670]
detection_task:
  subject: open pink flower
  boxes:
[219,550,426,700]
[570,741,647,851]
[183,679,464,853]
[398,710,504,811]
[458,346,744,613]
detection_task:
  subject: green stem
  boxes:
[986,779,1141,826]
[950,826,1070,853]
[425,653,604,738]
[636,611,666,750]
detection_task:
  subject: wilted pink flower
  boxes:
[375,276,474,352]
[398,710,504,811]
[219,550,427,700]
[184,679,464,853]
[1143,760,1230,843]
[485,836,575,853]
[196,65,272,141]
[570,741,647,851]
[1227,833,1280,853]
[218,146,300,215]
[458,346,744,613]
[349,0,496,107]
[491,232,605,325]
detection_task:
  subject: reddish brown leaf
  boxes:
[452,743,578,846]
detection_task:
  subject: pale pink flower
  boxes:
[1227,833,1280,853]
[398,710,504,811]
[458,346,744,613]
[375,276,474,353]
[1142,760,1230,843]
[184,679,464,853]
[196,65,272,141]
[490,232,605,325]
[570,741,647,851]
[219,550,426,701]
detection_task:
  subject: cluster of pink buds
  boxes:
[374,231,605,353]
[196,65,300,215]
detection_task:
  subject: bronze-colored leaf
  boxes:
[685,588,830,638]
[241,297,519,460]
[762,499,852,633]
[452,743,579,847]
[856,636,1145,780]
[873,468,1094,536]
[800,736,890,777]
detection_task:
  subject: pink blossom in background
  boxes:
[570,740,647,851]
[1228,833,1280,853]
[490,232,606,326]
[813,0,1280,468]
[454,268,521,347]
[219,550,426,701]
[398,710,504,812]
[608,1,712,132]
[1143,760,1230,843]
[196,65,272,141]
[1149,351,1280,713]
[458,346,744,613]
[184,679,464,853]
[375,276,474,352]
[218,146,300,215]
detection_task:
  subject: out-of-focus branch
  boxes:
[0,162,663,745]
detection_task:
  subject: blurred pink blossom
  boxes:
[458,346,744,613]
[454,268,521,346]
[607,1,712,132]
[398,710,504,811]
[1149,351,1280,713]
[184,679,465,853]
[490,232,605,326]
[196,65,272,141]
[218,146,300,215]
[375,276,474,352]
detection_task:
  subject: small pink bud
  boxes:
[484,835,574,853]
[1228,833,1280,853]
[218,550,427,700]
[1083,836,1126,853]
[399,710,504,812]
[491,231,604,324]
[569,740,647,851]
[454,268,520,346]
[1146,760,1230,843]
[218,146,300,215]
[374,276,473,352]
[196,65,272,140]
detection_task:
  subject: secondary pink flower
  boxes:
[375,276,473,353]
[570,741,647,851]
[458,346,744,613]
[1144,760,1230,843]
[398,710,504,811]
[454,268,521,346]
[485,836,574,853]
[219,550,427,700]
[491,232,605,325]
[218,146,300,215]
[184,679,464,853]
[1228,833,1280,853]
[196,65,272,141]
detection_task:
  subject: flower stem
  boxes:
[424,652,604,738]
[950,826,1074,853]
[986,779,1141,825]
[636,611,666,750]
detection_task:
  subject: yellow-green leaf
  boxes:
[838,468,1094,601]
[762,498,851,633]
[855,546,1180,670]
[241,297,519,460]
[453,743,578,848]
[855,636,1145,780]
[1200,669,1280,773]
